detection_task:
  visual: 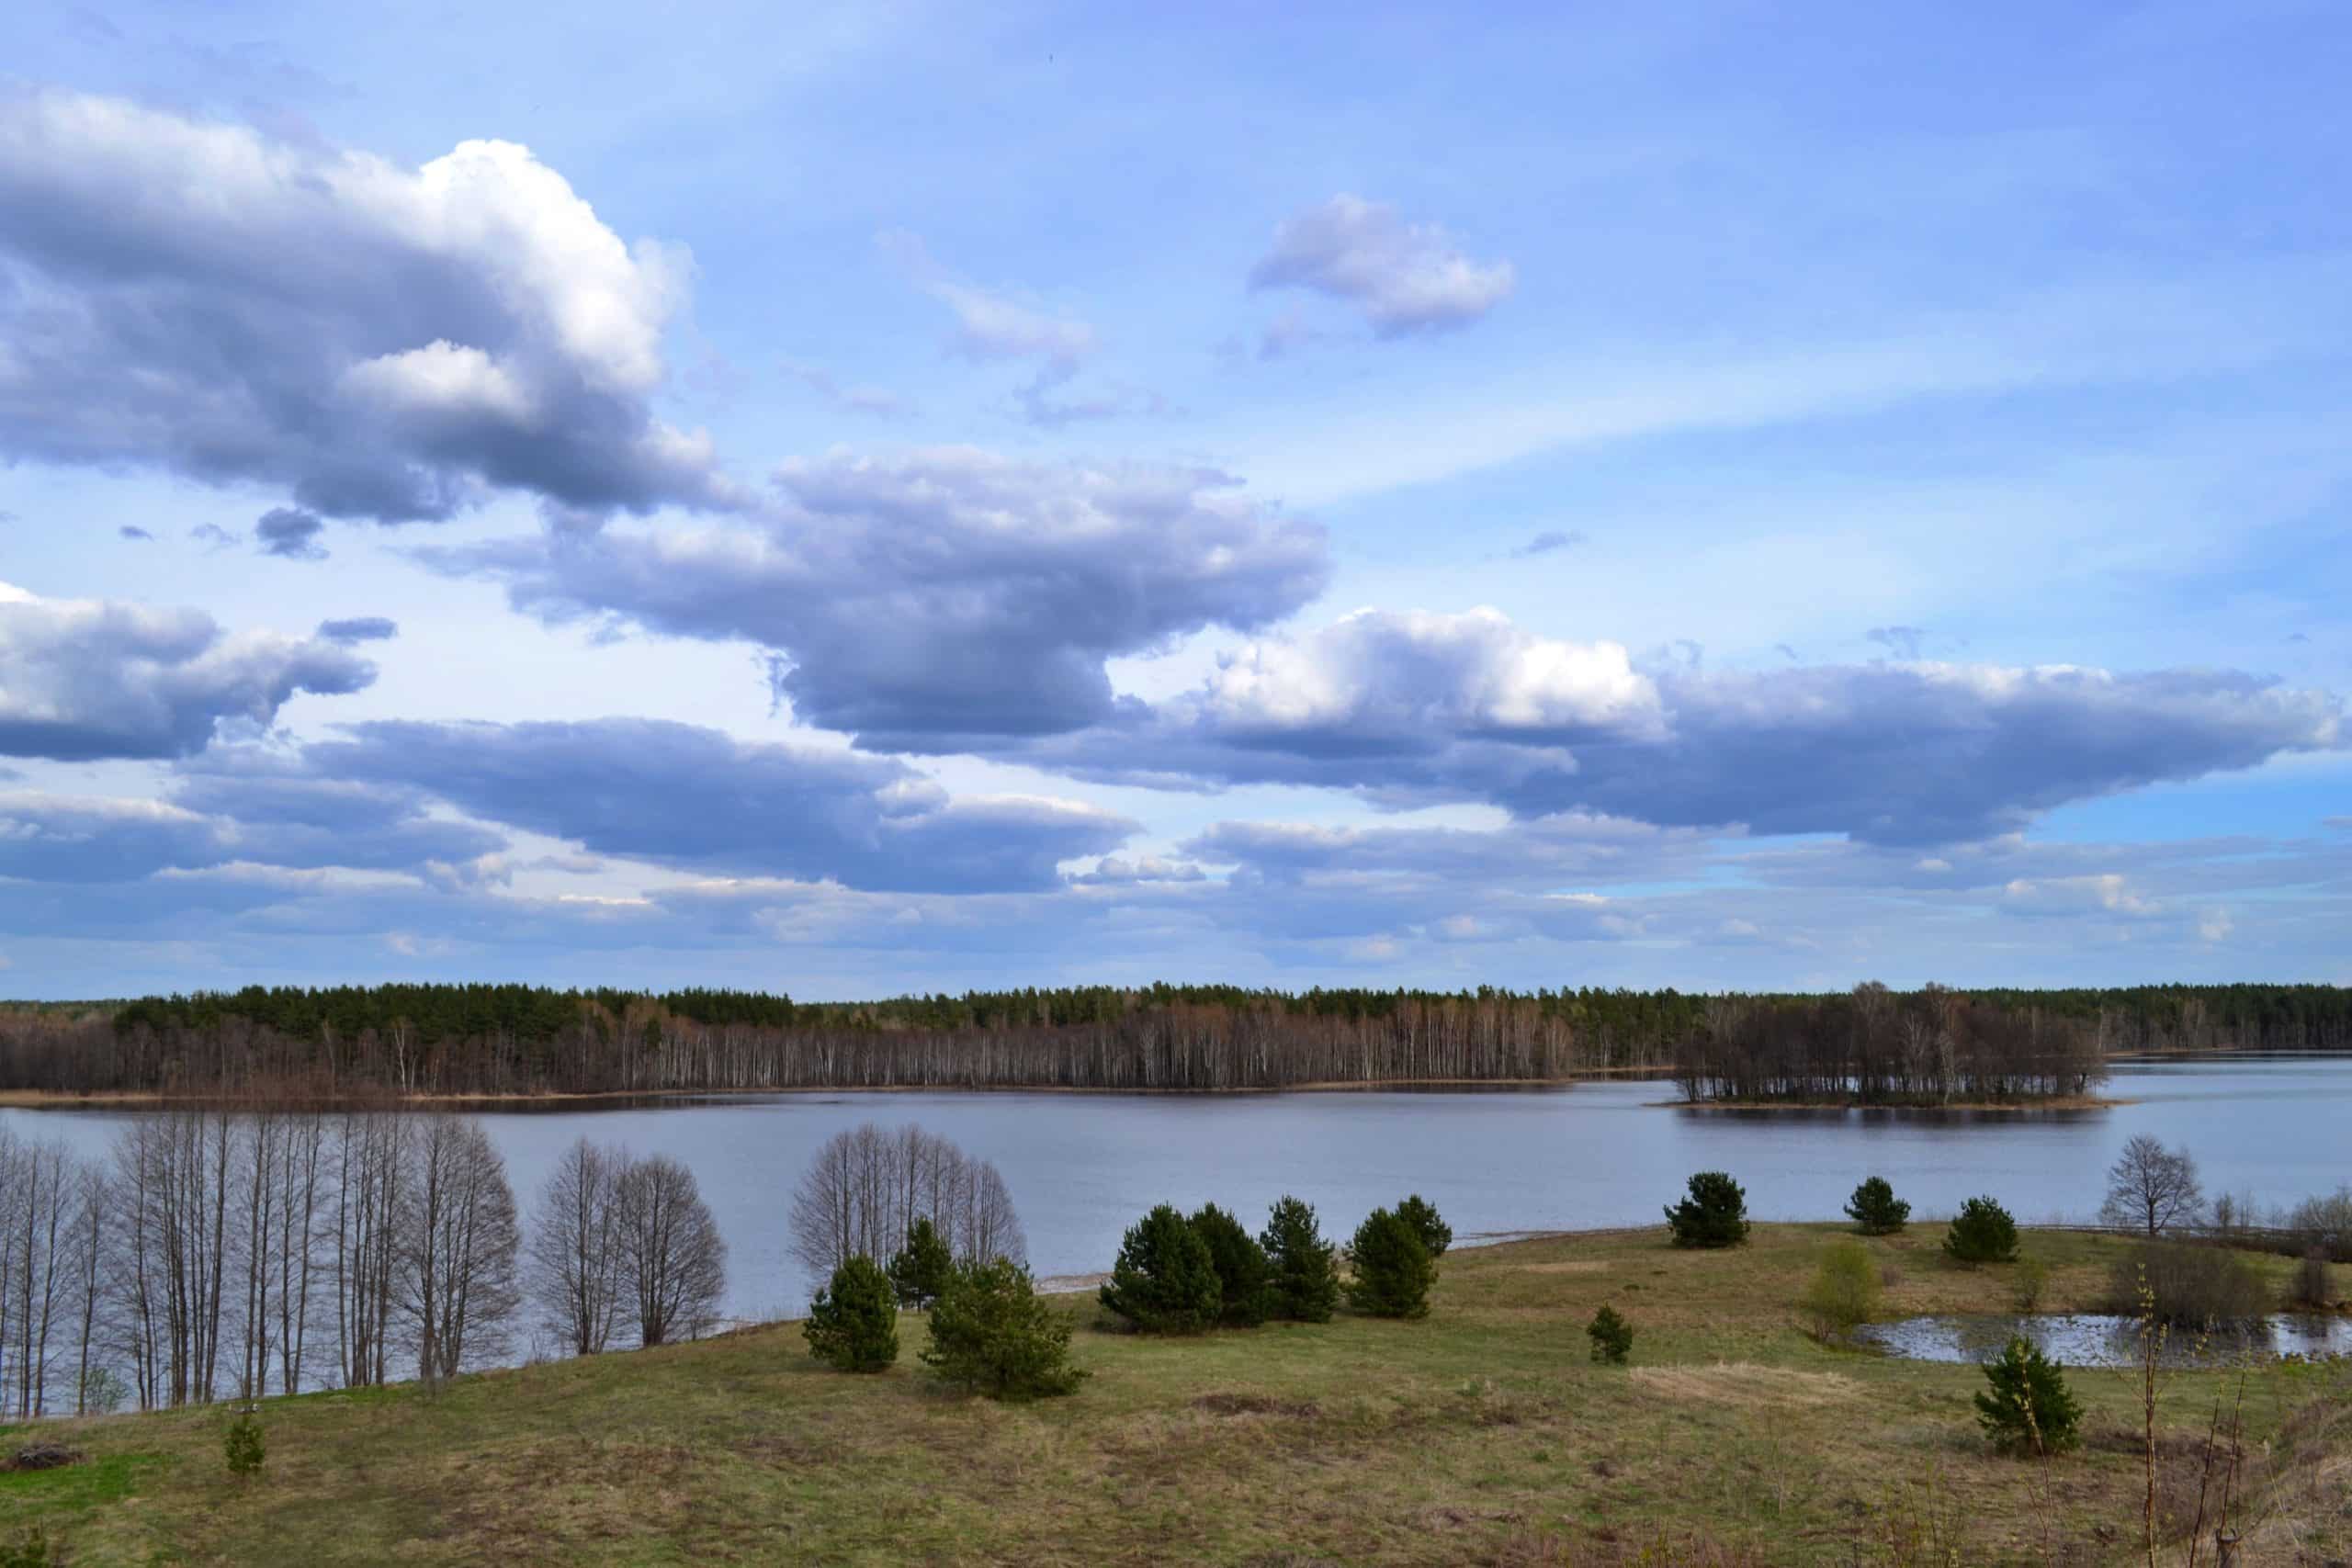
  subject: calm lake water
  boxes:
[6,1054,2348,1325]
[1855,1313,2352,1367]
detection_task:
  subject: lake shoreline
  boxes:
[0,1070,1679,1110]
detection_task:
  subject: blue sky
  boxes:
[1,0,2345,998]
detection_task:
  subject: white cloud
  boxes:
[880,230,1097,369]
[0,88,728,521]
[1250,195,1514,336]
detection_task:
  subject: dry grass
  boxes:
[4,1224,2345,1565]
[1627,1362,1860,1409]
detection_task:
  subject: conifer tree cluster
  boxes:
[1097,1195,1425,1332]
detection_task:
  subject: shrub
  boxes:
[2011,1255,2051,1313]
[2291,1247,2333,1309]
[1187,1203,1272,1327]
[2288,1186,2352,1262]
[1974,1336,2082,1454]
[1665,1171,1750,1248]
[1800,1239,1881,1339]
[1346,1208,1436,1318]
[2108,1241,2269,1327]
[1588,1304,1634,1364]
[1394,1193,1453,1259]
[804,1255,900,1371]
[1942,1196,2020,1264]
[1844,1176,1911,1235]
[224,1409,266,1480]
[0,1529,60,1568]
[1099,1203,1221,1333]
[888,1217,956,1308]
[78,1364,129,1416]
[922,1258,1086,1400]
[1260,1195,1340,1323]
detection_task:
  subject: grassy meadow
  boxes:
[5,1224,2346,1565]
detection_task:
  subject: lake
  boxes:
[6,1053,2348,1325]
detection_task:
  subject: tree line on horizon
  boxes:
[0,979,2342,1098]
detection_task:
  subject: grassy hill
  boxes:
[6,1225,2346,1564]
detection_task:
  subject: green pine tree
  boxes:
[1100,1203,1224,1333]
[1974,1337,2082,1454]
[1844,1176,1911,1235]
[1944,1196,2021,1264]
[1346,1208,1435,1319]
[922,1258,1087,1400]
[888,1217,956,1308]
[1587,1304,1634,1364]
[1260,1195,1340,1323]
[1187,1203,1272,1326]
[804,1256,900,1372]
[223,1410,266,1481]
[1665,1171,1751,1247]
[1394,1194,1453,1259]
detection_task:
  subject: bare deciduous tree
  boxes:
[2101,1134,2205,1236]
[788,1123,1025,1283]
[524,1137,625,1357]
[615,1155,727,1347]
[400,1118,522,1386]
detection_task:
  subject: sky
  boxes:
[1,0,2346,999]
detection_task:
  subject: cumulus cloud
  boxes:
[0,88,730,523]
[1167,607,1659,744]
[1003,608,2343,844]
[1250,195,1515,335]
[305,717,1136,893]
[0,581,376,760]
[451,448,1330,744]
[254,507,327,559]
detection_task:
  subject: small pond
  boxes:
[1855,1313,2352,1368]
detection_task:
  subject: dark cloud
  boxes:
[0,761,503,882]
[305,717,1136,893]
[190,524,240,549]
[118,525,153,541]
[316,616,398,644]
[997,609,2344,845]
[0,582,376,760]
[254,506,328,559]
[1250,195,1514,336]
[449,449,1329,744]
[0,89,733,524]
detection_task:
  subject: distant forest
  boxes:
[1,981,2345,1099]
